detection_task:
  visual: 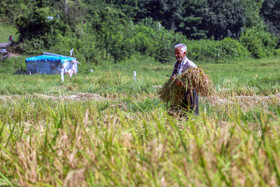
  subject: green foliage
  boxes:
[49,33,105,64]
[0,24,17,43]
[240,27,278,58]
[132,0,185,30]
[261,0,280,35]
[15,7,64,53]
[112,0,208,39]
[1,0,280,63]
[187,38,250,62]
[187,40,219,61]
[177,0,207,39]
[242,0,263,28]
[16,37,47,54]
[0,0,33,24]
[0,56,26,74]
[116,0,247,40]
[131,19,181,63]
[218,38,250,60]
[90,6,135,62]
[203,0,247,40]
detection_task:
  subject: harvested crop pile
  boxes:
[158,67,214,106]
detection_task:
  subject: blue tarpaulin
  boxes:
[25,53,78,74]
[25,55,75,64]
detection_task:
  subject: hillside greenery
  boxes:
[0,0,279,64]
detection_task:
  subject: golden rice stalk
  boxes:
[158,67,214,106]
[158,77,185,106]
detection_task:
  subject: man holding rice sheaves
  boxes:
[171,43,199,115]
[159,44,212,116]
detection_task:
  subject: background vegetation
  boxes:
[0,0,280,64]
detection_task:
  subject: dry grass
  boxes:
[158,68,214,106]
[1,98,280,186]
[0,57,280,186]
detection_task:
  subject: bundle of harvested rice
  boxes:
[158,67,214,106]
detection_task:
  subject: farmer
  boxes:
[171,43,199,115]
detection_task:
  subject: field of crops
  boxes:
[0,56,280,186]
[0,25,16,43]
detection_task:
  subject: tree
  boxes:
[176,0,207,39]
[242,0,263,28]
[15,7,60,50]
[130,0,186,31]
[261,0,280,35]
[0,0,33,24]
[202,0,246,40]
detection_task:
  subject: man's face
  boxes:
[175,48,186,63]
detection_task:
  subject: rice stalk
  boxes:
[158,68,215,106]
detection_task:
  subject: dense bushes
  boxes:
[186,38,250,62]
[22,19,277,64]
[130,20,182,63]
[240,27,278,58]
[50,18,180,64]
[218,38,251,60]
[9,4,280,64]
[14,7,66,54]
[12,15,280,64]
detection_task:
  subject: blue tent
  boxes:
[25,53,76,74]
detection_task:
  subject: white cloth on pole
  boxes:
[133,71,136,81]
[70,49,74,56]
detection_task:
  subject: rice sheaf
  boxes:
[158,67,214,106]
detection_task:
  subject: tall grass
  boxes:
[0,24,17,43]
[0,56,280,186]
[0,96,279,186]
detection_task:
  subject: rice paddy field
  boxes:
[0,55,280,186]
